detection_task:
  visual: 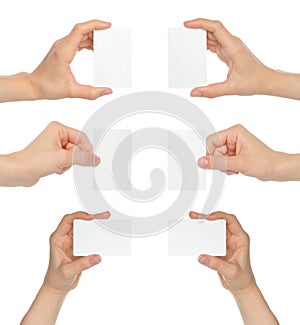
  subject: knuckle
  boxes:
[85,88,98,100]
[206,135,212,147]
[51,40,60,50]
[243,231,250,244]
[233,36,242,44]
[80,258,88,269]
[213,20,223,28]
[206,89,215,98]
[229,213,237,220]
[62,213,71,222]
[233,123,244,131]
[47,121,60,129]
[72,23,83,33]
[206,133,215,149]
[52,46,64,60]
[49,233,57,246]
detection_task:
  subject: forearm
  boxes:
[0,72,37,102]
[0,151,38,187]
[0,153,20,186]
[259,68,300,100]
[21,285,67,325]
[232,284,279,325]
[272,152,300,181]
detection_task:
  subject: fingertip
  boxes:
[102,88,113,96]
[191,89,201,97]
[93,211,111,219]
[90,254,101,266]
[98,20,111,28]
[198,156,209,168]
[190,211,208,219]
[189,211,200,219]
[93,155,101,166]
[198,255,210,266]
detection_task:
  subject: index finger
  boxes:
[189,211,245,236]
[59,123,94,152]
[66,19,111,49]
[71,20,111,35]
[68,129,93,152]
[184,18,236,47]
[206,130,228,155]
[54,211,92,236]
[54,211,111,237]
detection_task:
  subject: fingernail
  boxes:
[93,211,111,219]
[199,255,209,266]
[93,155,101,166]
[103,89,112,95]
[191,90,201,97]
[198,157,209,168]
[90,255,101,266]
[189,211,200,219]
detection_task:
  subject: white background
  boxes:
[0,0,300,324]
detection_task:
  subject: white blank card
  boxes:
[168,28,207,88]
[168,219,226,256]
[94,28,131,88]
[73,220,132,256]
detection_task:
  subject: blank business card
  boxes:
[94,28,131,88]
[168,219,226,256]
[73,219,132,256]
[168,27,207,88]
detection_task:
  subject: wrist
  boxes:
[25,72,44,100]
[1,151,38,187]
[255,67,279,96]
[271,152,300,181]
[0,153,21,186]
[258,68,300,99]
[231,281,258,299]
[41,283,69,300]
[11,72,39,101]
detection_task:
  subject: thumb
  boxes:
[67,255,101,278]
[198,155,241,173]
[72,150,100,167]
[191,82,232,98]
[198,255,236,277]
[71,84,112,100]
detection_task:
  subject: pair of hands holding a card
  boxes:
[2,18,300,102]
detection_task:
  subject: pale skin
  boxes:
[190,211,279,325]
[0,20,112,102]
[21,211,110,325]
[198,123,300,181]
[184,18,300,100]
[0,121,100,187]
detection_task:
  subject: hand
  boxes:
[28,20,112,100]
[190,211,279,324]
[43,211,110,295]
[184,18,273,98]
[189,211,256,294]
[198,124,285,181]
[13,121,100,186]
